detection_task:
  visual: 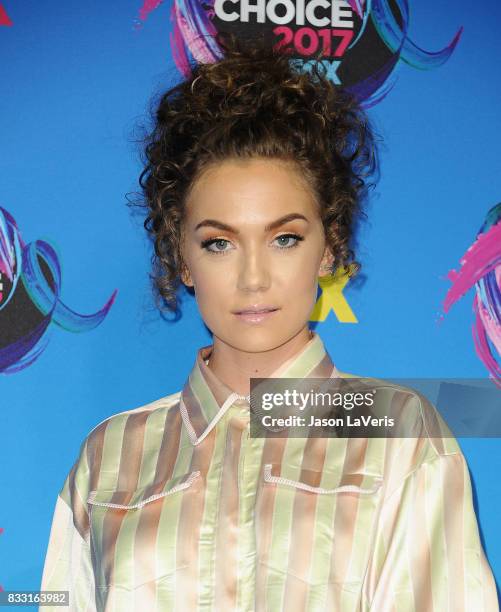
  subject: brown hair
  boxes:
[128,32,379,319]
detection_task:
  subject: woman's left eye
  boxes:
[274,233,304,248]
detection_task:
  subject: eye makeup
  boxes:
[200,233,305,255]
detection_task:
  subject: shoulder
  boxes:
[343,371,461,452]
[87,390,182,437]
[59,391,183,507]
[73,390,183,471]
[336,370,464,488]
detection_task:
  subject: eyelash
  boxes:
[200,233,305,255]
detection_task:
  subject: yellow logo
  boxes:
[311,265,357,323]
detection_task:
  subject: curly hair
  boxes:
[128,32,379,318]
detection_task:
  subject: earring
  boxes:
[319,259,335,277]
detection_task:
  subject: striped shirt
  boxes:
[40,331,499,611]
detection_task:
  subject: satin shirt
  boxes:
[40,331,499,611]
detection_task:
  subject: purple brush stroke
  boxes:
[347,0,366,20]
[0,206,117,374]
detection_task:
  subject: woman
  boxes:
[40,33,498,611]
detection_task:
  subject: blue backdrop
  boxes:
[0,0,499,600]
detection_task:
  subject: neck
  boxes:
[205,327,313,397]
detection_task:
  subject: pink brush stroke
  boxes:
[443,221,501,312]
[443,220,501,386]
[346,0,365,19]
[0,4,12,26]
[137,0,164,22]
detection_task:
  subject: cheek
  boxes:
[191,265,231,306]
[280,254,321,309]
[278,251,320,287]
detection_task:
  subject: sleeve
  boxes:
[361,451,499,612]
[40,437,96,612]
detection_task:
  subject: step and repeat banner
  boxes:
[1,0,500,598]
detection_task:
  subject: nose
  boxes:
[236,245,271,292]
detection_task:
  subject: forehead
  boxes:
[184,157,318,223]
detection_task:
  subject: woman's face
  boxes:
[180,157,333,353]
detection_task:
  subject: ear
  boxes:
[180,263,194,287]
[318,247,335,277]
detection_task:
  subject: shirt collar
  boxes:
[180,330,339,445]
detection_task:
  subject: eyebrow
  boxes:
[194,213,309,233]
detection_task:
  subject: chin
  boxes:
[216,327,284,351]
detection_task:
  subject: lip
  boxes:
[233,307,280,324]
[233,305,279,314]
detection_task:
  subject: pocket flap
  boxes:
[263,463,382,495]
[87,470,201,509]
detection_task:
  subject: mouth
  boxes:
[233,307,280,324]
[234,308,279,314]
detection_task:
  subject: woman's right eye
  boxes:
[200,238,231,255]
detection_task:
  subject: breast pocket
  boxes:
[87,470,202,591]
[257,463,383,590]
